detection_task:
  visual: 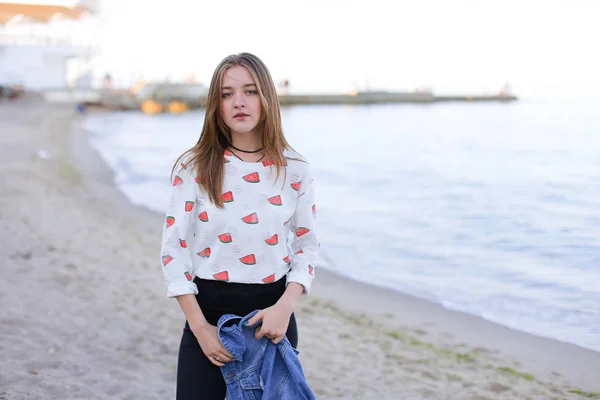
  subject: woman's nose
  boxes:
[234,92,246,108]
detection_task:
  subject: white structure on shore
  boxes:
[0,1,99,90]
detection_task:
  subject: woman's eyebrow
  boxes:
[222,83,257,90]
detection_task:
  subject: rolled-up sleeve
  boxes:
[288,164,320,295]
[159,164,199,297]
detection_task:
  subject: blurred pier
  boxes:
[40,83,518,113]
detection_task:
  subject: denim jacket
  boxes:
[217,310,316,400]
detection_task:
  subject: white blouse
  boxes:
[159,150,320,297]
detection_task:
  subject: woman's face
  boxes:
[220,65,262,137]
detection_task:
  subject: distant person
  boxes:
[103,73,113,88]
[282,78,290,94]
[159,53,320,399]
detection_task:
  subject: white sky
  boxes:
[11,0,600,98]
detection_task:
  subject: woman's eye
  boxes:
[247,90,257,95]
[221,93,232,98]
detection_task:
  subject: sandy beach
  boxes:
[1,98,599,400]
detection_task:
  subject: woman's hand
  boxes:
[247,301,294,345]
[192,323,234,367]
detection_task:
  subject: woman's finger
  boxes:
[210,355,225,367]
[254,325,266,340]
[271,335,284,345]
[265,331,283,339]
[205,351,224,364]
[246,310,264,326]
[219,346,234,359]
[260,329,281,341]
[218,351,233,362]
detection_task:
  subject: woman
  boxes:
[159,53,319,399]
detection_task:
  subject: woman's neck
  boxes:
[229,133,262,152]
[228,132,264,162]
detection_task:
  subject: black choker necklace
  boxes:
[229,143,263,154]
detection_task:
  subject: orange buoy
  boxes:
[167,101,189,114]
[141,100,163,115]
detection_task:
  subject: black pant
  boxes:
[176,276,298,400]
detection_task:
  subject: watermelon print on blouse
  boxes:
[165,216,175,227]
[242,172,260,183]
[296,227,310,237]
[218,233,233,243]
[239,254,256,265]
[265,234,278,246]
[213,271,229,281]
[261,158,288,167]
[198,211,209,222]
[268,195,282,206]
[197,247,211,258]
[162,255,173,266]
[242,212,259,224]
[222,191,234,203]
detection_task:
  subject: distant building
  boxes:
[0,1,99,90]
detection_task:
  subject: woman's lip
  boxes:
[234,114,248,120]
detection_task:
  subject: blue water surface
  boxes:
[82,98,600,352]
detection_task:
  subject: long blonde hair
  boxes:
[172,53,292,207]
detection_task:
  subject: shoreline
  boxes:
[1,99,598,399]
[75,101,599,359]
[71,105,600,391]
